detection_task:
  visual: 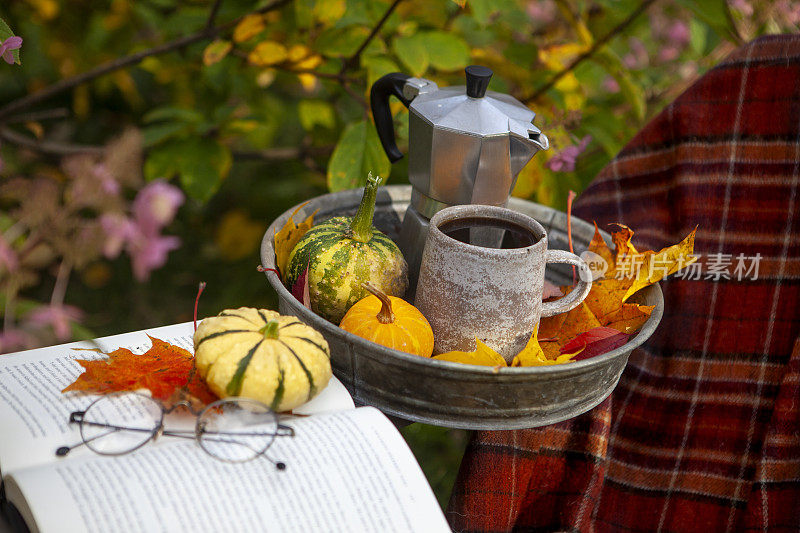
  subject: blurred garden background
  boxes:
[0,0,797,507]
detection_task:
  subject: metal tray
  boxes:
[260,185,663,430]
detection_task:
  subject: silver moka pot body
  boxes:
[370,66,549,292]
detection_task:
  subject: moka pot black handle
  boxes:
[369,72,412,163]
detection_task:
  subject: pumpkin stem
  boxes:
[348,172,381,243]
[260,320,281,339]
[362,282,395,324]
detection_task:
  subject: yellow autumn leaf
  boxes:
[287,44,311,63]
[233,14,266,43]
[294,54,323,70]
[434,339,507,367]
[621,227,698,302]
[510,325,573,366]
[203,40,233,67]
[538,43,586,71]
[273,203,317,277]
[298,73,318,91]
[248,41,288,66]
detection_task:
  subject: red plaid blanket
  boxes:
[447,34,800,533]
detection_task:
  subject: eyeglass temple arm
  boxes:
[277,424,295,437]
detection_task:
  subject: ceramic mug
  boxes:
[414,204,592,363]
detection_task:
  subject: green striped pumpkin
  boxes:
[285,173,408,324]
[194,307,331,412]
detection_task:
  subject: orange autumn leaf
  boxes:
[63,336,217,405]
[273,203,317,278]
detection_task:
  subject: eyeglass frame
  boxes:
[57,392,295,466]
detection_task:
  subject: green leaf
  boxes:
[419,31,470,71]
[314,26,370,58]
[298,100,336,131]
[467,0,497,25]
[294,0,315,28]
[362,55,401,89]
[689,18,707,55]
[141,123,189,148]
[0,17,21,65]
[675,0,736,42]
[314,0,346,25]
[144,138,232,202]
[327,121,391,192]
[392,34,429,76]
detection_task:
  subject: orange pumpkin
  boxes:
[339,283,434,357]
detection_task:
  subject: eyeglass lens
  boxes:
[80,393,163,455]
[197,398,279,463]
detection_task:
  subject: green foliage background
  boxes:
[0,0,794,508]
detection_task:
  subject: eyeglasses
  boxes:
[56,392,295,468]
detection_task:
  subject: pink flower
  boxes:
[128,232,181,281]
[548,135,592,173]
[100,213,136,259]
[0,328,35,354]
[93,163,120,195]
[26,304,84,341]
[603,76,621,94]
[0,233,18,273]
[526,0,557,25]
[623,38,648,69]
[667,21,690,47]
[0,36,22,65]
[132,180,184,235]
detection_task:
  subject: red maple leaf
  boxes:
[63,335,217,405]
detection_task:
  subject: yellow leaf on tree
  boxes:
[248,41,288,67]
[434,339,507,367]
[233,14,266,43]
[287,44,311,63]
[273,203,317,277]
[203,40,233,67]
[298,73,318,92]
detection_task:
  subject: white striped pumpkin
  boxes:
[194,307,331,412]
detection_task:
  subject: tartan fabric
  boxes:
[447,34,800,533]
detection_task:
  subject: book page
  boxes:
[7,407,448,533]
[0,321,353,475]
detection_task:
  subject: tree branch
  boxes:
[526,0,658,103]
[0,127,105,156]
[0,0,291,120]
[206,0,224,29]
[341,0,404,73]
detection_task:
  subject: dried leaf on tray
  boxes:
[560,326,630,361]
[434,339,506,367]
[537,224,697,361]
[272,202,317,278]
[63,336,217,405]
[512,326,579,367]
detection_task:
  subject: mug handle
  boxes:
[541,250,593,318]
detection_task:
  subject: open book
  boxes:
[0,322,449,533]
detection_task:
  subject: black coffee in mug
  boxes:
[439,216,538,249]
